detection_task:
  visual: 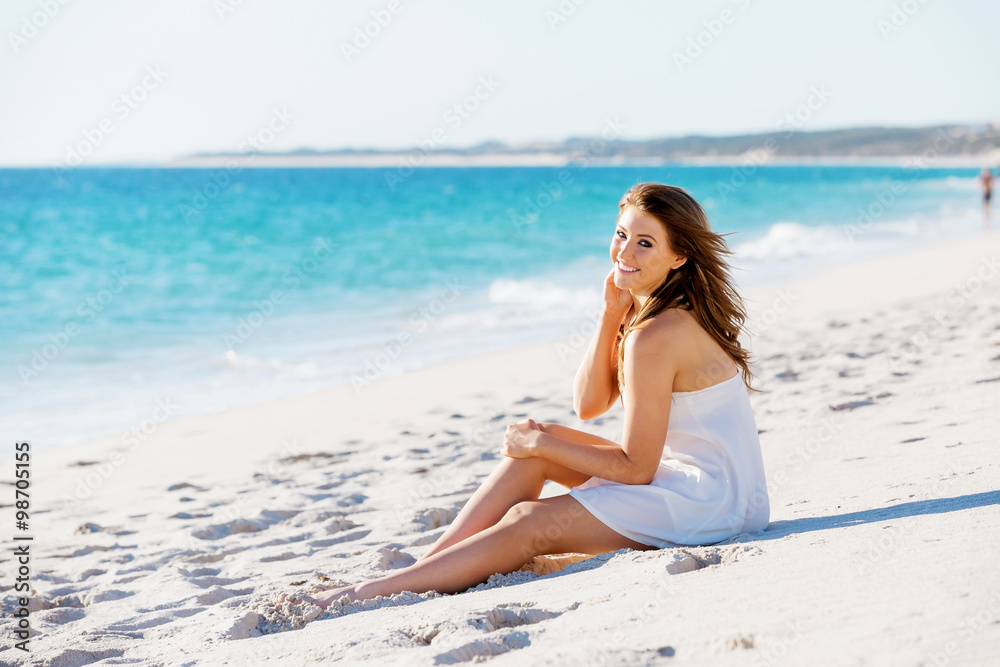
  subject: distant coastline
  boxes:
[168,123,1000,169]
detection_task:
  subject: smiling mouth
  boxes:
[616,260,639,273]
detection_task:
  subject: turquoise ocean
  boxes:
[0,164,986,450]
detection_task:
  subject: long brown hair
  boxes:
[614,182,761,395]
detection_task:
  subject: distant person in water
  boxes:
[980,167,994,226]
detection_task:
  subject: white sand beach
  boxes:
[3,228,999,666]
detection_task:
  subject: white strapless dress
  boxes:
[568,371,770,548]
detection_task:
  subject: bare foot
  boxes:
[311,584,361,610]
[276,584,361,611]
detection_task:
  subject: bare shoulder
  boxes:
[621,313,683,404]
[623,309,691,366]
[626,308,695,352]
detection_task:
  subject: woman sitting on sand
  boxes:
[292,182,770,609]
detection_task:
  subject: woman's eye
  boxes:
[616,230,651,247]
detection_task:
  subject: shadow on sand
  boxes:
[754,489,1000,540]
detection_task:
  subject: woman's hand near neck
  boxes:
[602,268,634,322]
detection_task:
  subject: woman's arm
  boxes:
[537,422,619,448]
[532,424,639,484]
[535,325,678,485]
[573,307,628,421]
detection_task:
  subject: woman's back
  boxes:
[569,359,770,547]
[570,305,770,547]
[629,305,740,394]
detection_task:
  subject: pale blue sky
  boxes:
[0,0,996,166]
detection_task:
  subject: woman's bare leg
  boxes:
[309,494,655,608]
[417,454,591,562]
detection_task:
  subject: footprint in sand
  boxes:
[662,550,722,574]
[308,530,372,548]
[412,507,458,531]
[374,547,417,570]
[178,566,221,577]
[197,586,254,605]
[185,551,235,564]
[829,398,875,411]
[324,517,361,533]
[81,589,134,605]
[418,603,569,663]
[259,551,303,563]
[27,593,83,613]
[191,509,299,540]
[170,511,212,520]
[75,522,103,534]
[278,451,348,465]
[45,648,125,665]
[188,575,249,589]
[37,606,87,625]
[104,606,206,635]
[167,482,208,492]
[336,493,368,507]
[58,544,137,559]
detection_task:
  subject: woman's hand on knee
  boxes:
[502,419,542,459]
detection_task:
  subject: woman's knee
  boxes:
[497,455,547,480]
[500,499,537,524]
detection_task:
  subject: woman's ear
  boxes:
[672,256,688,270]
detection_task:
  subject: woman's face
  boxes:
[609,206,687,295]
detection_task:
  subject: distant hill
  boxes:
[181,123,1000,166]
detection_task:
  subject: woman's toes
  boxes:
[313,585,357,610]
[277,591,315,607]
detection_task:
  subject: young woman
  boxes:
[292,182,770,610]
